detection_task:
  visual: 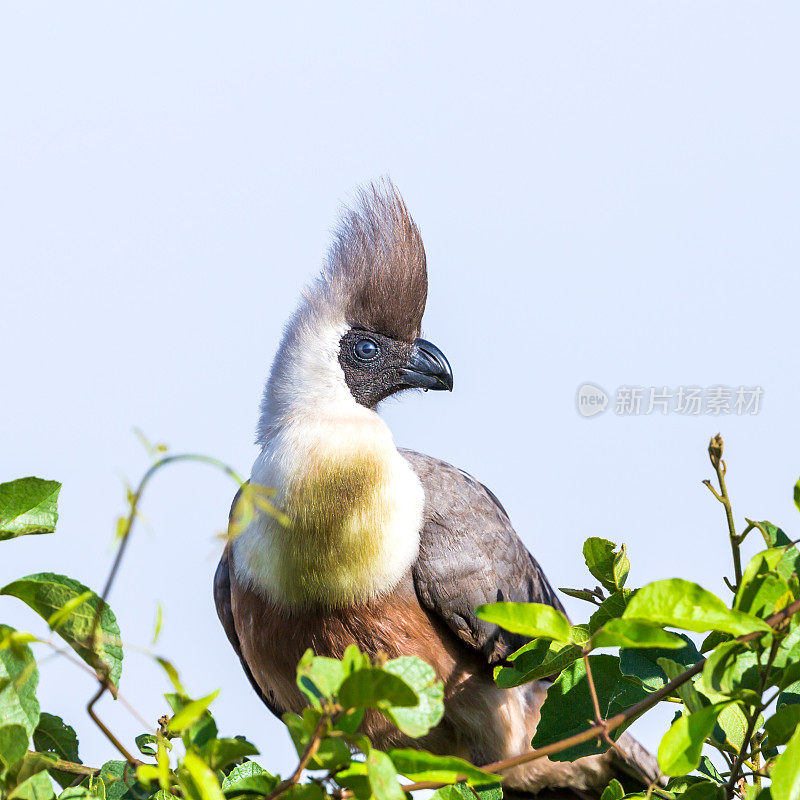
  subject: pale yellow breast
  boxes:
[235,409,424,607]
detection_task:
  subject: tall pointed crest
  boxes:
[315,179,428,342]
[257,181,428,441]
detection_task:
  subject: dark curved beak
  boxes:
[400,338,454,392]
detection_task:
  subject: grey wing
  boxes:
[402,451,663,787]
[213,489,284,719]
[401,449,564,664]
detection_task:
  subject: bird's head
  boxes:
[258,180,452,440]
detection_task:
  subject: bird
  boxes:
[214,180,659,797]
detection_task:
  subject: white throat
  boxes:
[233,309,425,607]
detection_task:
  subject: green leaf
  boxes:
[0,625,40,739]
[47,593,95,632]
[312,736,352,772]
[0,478,61,540]
[697,756,725,784]
[0,724,30,770]
[495,641,581,688]
[558,588,599,603]
[755,522,800,582]
[134,734,157,757]
[33,714,79,764]
[387,749,498,785]
[296,650,346,706]
[735,551,794,618]
[33,713,81,788]
[430,786,464,800]
[167,691,220,734]
[221,762,278,797]
[58,788,99,800]
[691,667,754,750]
[283,706,317,752]
[700,630,732,654]
[657,703,731,776]
[167,693,217,748]
[531,654,648,761]
[757,520,793,547]
[701,642,760,699]
[284,786,323,800]
[715,704,750,751]
[592,619,685,650]
[588,590,631,634]
[681,781,725,800]
[96,761,137,800]
[366,750,406,800]
[658,658,703,712]
[765,705,800,747]
[381,657,445,738]
[471,784,503,800]
[794,479,800,515]
[600,779,624,800]
[431,784,502,800]
[623,579,772,635]
[583,538,630,593]
[338,668,417,710]
[1,575,123,689]
[284,710,350,771]
[779,680,800,708]
[81,771,106,800]
[771,625,800,680]
[772,724,800,800]
[619,635,701,692]
[155,657,187,695]
[151,603,163,646]
[569,624,590,647]
[201,738,258,771]
[334,762,371,800]
[180,751,224,800]
[13,752,60,790]
[9,770,56,800]
[334,707,365,735]
[475,602,570,643]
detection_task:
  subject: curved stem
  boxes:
[266,714,328,800]
[707,437,742,589]
[86,453,243,765]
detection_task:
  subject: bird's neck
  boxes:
[233,398,424,607]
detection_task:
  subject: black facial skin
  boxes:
[338,329,453,408]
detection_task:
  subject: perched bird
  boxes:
[215,181,658,797]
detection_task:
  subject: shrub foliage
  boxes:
[1,436,800,800]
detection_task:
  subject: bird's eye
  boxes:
[354,338,379,361]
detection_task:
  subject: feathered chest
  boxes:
[232,412,425,607]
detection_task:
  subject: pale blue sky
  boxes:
[2,2,799,777]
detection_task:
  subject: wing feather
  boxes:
[401,449,564,664]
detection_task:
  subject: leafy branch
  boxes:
[3,433,800,800]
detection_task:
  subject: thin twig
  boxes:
[582,652,604,726]
[87,681,141,765]
[707,435,743,589]
[86,453,243,765]
[724,640,779,798]
[38,640,153,732]
[265,713,328,800]
[581,652,630,763]
[25,751,99,777]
